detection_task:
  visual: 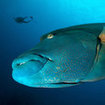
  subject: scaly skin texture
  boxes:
[12,23,105,88]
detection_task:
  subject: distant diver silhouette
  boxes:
[14,16,33,23]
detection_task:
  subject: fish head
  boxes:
[12,30,96,88]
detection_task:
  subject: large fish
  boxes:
[12,23,105,88]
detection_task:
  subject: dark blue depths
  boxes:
[1,0,105,105]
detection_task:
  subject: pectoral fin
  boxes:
[99,27,105,43]
[82,27,105,82]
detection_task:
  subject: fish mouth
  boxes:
[12,53,53,74]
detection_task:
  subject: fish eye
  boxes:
[47,34,54,39]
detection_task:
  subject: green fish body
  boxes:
[12,23,105,88]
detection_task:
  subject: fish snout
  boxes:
[12,53,47,67]
[12,53,49,79]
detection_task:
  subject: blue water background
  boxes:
[1,0,105,105]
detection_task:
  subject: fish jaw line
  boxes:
[12,53,55,87]
[23,82,78,88]
[12,53,53,69]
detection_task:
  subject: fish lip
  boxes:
[12,53,53,69]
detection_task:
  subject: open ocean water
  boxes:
[1,0,105,105]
